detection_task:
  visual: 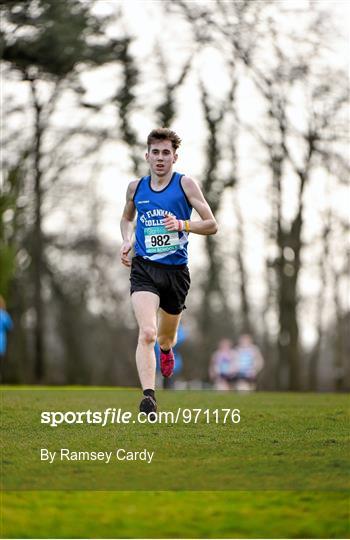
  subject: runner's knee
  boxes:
[139,326,157,346]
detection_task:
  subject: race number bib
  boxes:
[144,226,180,254]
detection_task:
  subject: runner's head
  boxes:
[146,128,181,177]
[147,128,181,152]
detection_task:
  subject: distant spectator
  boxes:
[0,295,13,381]
[231,334,264,391]
[209,339,236,390]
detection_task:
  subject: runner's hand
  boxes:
[163,215,181,231]
[120,241,132,267]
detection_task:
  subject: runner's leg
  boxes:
[131,291,159,390]
[157,308,182,351]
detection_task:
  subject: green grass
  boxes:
[2,490,349,539]
[1,388,349,538]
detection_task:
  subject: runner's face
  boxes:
[146,140,177,177]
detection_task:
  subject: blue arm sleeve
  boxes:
[2,312,13,331]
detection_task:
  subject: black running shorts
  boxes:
[130,256,191,315]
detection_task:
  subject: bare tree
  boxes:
[154,43,193,128]
[166,0,349,389]
[1,0,133,381]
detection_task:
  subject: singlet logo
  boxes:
[140,208,175,227]
[137,200,150,204]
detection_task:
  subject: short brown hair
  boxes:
[147,128,181,151]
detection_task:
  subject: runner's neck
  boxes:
[150,170,174,191]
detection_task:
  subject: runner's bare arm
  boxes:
[120,180,139,267]
[163,176,218,235]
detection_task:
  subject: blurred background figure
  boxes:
[209,339,236,390]
[156,323,187,389]
[0,296,13,382]
[231,334,264,392]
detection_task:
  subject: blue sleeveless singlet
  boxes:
[133,172,192,265]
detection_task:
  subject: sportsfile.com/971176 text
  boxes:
[40,408,241,427]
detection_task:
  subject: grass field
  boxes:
[1,387,349,538]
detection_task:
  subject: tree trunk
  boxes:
[30,80,45,382]
[277,264,300,390]
[233,193,251,332]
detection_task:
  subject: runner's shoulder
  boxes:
[180,175,201,195]
[127,178,142,201]
[181,174,196,186]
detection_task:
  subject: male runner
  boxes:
[120,128,218,415]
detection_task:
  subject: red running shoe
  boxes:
[160,348,175,378]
